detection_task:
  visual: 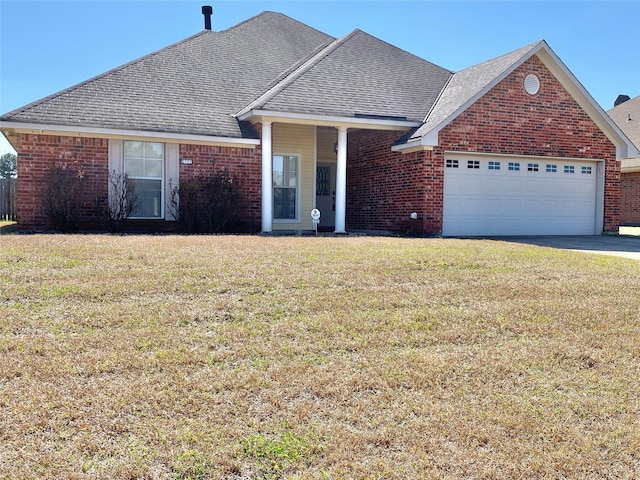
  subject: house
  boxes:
[1,9,637,235]
[607,95,640,225]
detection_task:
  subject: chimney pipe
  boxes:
[202,5,213,30]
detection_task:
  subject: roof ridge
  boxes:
[456,40,544,74]
[1,30,211,119]
[235,29,358,116]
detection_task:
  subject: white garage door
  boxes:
[443,156,598,236]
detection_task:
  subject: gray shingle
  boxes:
[1,12,334,139]
[247,29,452,122]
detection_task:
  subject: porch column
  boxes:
[335,126,347,234]
[261,121,273,233]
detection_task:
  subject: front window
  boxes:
[273,154,298,220]
[124,141,164,218]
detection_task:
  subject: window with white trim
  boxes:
[488,161,501,170]
[446,159,459,168]
[564,165,575,174]
[508,162,520,171]
[546,164,557,173]
[467,160,480,169]
[124,141,164,218]
[273,154,298,220]
[581,166,592,175]
[528,163,539,172]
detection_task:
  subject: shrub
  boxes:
[97,170,139,233]
[169,169,246,233]
[41,164,87,232]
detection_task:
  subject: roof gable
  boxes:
[0,12,334,139]
[406,41,543,143]
[396,41,639,159]
[239,29,452,123]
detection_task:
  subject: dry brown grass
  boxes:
[0,234,639,479]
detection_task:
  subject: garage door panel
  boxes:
[443,156,598,236]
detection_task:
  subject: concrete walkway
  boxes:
[493,235,640,260]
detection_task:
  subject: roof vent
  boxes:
[524,74,540,95]
[202,5,213,30]
[615,95,631,107]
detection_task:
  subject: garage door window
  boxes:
[446,159,459,168]
[508,162,520,171]
[528,163,539,172]
[564,165,575,174]
[546,164,557,173]
[467,160,480,169]
[488,161,501,170]
[582,166,592,174]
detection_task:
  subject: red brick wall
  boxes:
[346,130,440,234]
[14,133,262,231]
[621,172,640,224]
[15,134,109,230]
[178,144,262,230]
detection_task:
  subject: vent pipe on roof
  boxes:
[202,5,213,30]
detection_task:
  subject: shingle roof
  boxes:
[0,12,334,138]
[239,29,452,122]
[607,95,640,150]
[407,41,544,142]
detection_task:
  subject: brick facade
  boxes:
[13,133,262,232]
[620,172,640,225]
[15,134,109,230]
[346,130,435,234]
[346,56,619,235]
[178,143,262,231]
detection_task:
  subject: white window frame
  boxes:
[124,140,165,219]
[273,153,300,223]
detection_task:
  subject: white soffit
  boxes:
[0,122,261,148]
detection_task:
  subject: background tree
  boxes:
[0,153,17,178]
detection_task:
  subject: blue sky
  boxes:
[1,0,639,154]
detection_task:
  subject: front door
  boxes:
[316,164,335,230]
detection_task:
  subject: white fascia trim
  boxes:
[238,110,420,131]
[390,139,433,154]
[621,157,640,173]
[0,122,261,148]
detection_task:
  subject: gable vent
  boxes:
[524,74,540,95]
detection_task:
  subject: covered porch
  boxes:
[243,113,420,234]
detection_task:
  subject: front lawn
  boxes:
[1,235,638,479]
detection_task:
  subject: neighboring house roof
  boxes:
[0,12,334,139]
[608,95,640,171]
[607,95,640,149]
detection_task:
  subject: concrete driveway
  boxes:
[492,235,640,260]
